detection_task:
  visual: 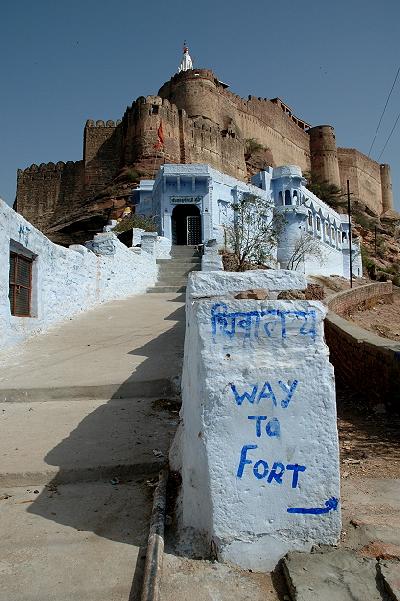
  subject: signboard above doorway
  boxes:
[170,196,203,205]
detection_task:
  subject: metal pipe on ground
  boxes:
[141,468,168,601]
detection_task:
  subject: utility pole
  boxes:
[347,180,353,288]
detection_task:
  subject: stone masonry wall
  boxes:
[337,148,383,215]
[16,160,85,233]
[327,282,393,316]
[84,120,123,198]
[158,70,311,175]
[15,68,390,242]
[324,283,400,412]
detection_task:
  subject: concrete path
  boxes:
[0,397,179,486]
[0,480,151,601]
[0,291,185,601]
[0,292,185,399]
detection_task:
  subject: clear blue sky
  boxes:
[1,0,399,210]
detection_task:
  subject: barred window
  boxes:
[9,252,33,317]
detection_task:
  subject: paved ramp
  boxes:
[0,291,185,601]
[0,292,185,399]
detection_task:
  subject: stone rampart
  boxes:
[84,120,123,197]
[15,68,394,242]
[158,70,312,174]
[16,160,85,233]
[324,283,400,412]
[337,148,383,215]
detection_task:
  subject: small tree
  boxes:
[304,172,343,208]
[244,138,265,159]
[225,193,282,270]
[113,213,157,233]
[285,233,325,271]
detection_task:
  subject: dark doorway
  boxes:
[171,204,202,245]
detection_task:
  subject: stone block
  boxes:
[85,232,117,256]
[283,548,383,601]
[187,269,307,298]
[172,271,340,571]
[378,560,400,601]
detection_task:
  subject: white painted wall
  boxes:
[171,270,341,571]
[0,199,157,351]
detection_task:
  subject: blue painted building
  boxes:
[133,163,362,278]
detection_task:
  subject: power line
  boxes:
[377,110,400,161]
[368,66,400,157]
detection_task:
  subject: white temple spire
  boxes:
[178,42,193,73]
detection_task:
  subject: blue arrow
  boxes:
[287,497,339,515]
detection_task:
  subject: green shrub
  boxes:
[303,172,343,208]
[244,138,264,157]
[353,211,374,231]
[113,213,157,233]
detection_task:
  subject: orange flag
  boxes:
[154,122,164,150]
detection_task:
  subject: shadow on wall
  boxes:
[26,295,185,597]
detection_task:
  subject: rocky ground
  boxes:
[280,385,400,601]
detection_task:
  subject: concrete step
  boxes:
[0,378,173,402]
[0,397,178,486]
[0,480,150,601]
[160,263,201,273]
[147,286,186,293]
[157,258,201,265]
[158,270,198,280]
[171,245,199,253]
[157,280,187,287]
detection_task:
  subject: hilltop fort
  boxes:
[15,51,394,245]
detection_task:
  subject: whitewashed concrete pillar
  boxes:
[171,270,341,571]
[141,232,158,256]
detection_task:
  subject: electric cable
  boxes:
[377,111,400,161]
[368,66,400,157]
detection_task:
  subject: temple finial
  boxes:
[178,42,193,73]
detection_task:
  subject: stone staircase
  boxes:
[148,245,201,293]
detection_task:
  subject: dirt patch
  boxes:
[151,397,181,413]
[337,383,400,480]
[347,290,400,341]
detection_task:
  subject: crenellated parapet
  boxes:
[85,119,122,128]
[18,159,83,177]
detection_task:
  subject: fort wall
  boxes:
[122,96,182,175]
[337,148,383,215]
[15,68,393,242]
[228,94,311,171]
[16,160,84,233]
[158,70,311,175]
[84,120,123,197]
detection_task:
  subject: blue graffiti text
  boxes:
[236,444,306,487]
[230,380,299,408]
